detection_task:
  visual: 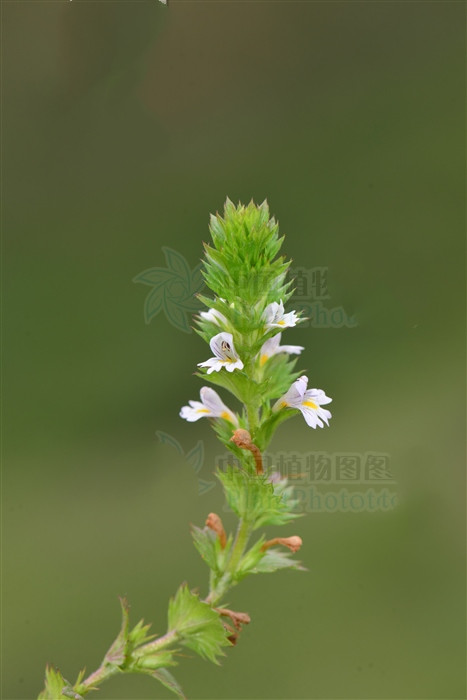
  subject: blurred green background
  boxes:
[3,1,465,699]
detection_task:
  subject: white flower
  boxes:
[180,387,238,425]
[273,375,332,428]
[199,307,228,326]
[197,332,244,374]
[259,333,304,366]
[263,300,299,330]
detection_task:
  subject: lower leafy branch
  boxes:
[39,465,303,700]
[39,586,230,700]
[39,199,331,699]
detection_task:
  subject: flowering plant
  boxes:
[39,199,332,700]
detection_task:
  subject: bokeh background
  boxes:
[3,2,465,699]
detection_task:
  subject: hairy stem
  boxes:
[79,665,120,694]
[246,401,259,437]
[227,519,251,574]
[133,629,178,657]
[75,630,178,696]
[205,519,252,606]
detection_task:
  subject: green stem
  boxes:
[79,665,120,694]
[133,629,178,657]
[205,519,252,607]
[204,573,231,607]
[244,356,260,437]
[246,403,258,438]
[75,630,178,696]
[227,519,251,574]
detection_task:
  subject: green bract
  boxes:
[167,585,230,664]
[202,198,293,308]
[216,466,299,530]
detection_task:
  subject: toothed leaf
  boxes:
[168,584,230,663]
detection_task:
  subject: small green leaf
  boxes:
[128,617,156,648]
[38,666,68,700]
[252,547,306,573]
[235,538,266,580]
[133,650,176,671]
[104,597,130,667]
[152,668,187,699]
[191,525,219,572]
[257,353,301,401]
[195,366,255,405]
[216,467,299,530]
[74,669,86,687]
[191,525,232,573]
[168,584,230,663]
[255,407,297,451]
[234,536,305,580]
